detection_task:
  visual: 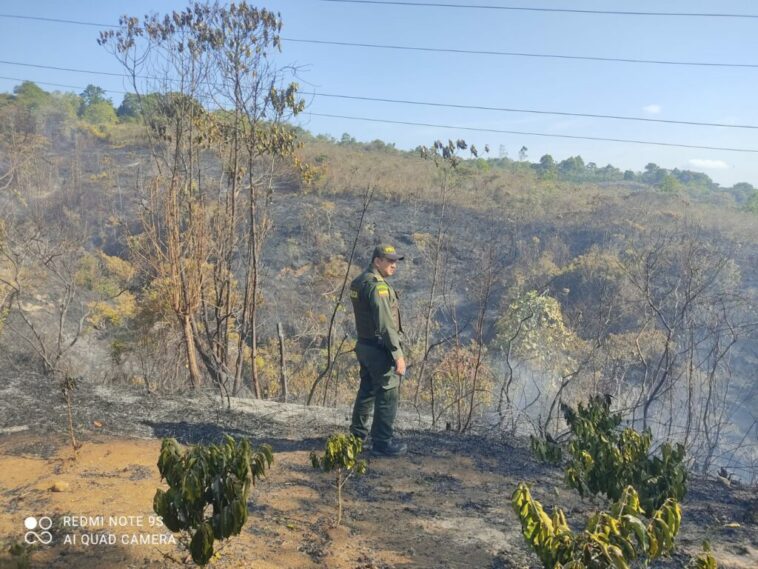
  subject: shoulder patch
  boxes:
[375,283,390,297]
[350,290,358,299]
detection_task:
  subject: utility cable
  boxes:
[0,14,755,69]
[306,112,758,153]
[0,60,127,79]
[0,76,128,95]
[3,75,756,153]
[314,92,758,130]
[319,0,758,19]
[0,13,115,28]
[2,60,756,130]
[281,37,758,69]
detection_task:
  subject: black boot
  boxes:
[371,439,407,457]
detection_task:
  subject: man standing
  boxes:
[349,244,408,457]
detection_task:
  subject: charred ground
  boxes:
[0,372,756,569]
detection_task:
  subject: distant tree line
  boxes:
[2,80,757,205]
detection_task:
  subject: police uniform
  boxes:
[349,245,406,452]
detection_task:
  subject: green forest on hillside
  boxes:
[1,3,757,489]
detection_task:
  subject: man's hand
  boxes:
[394,356,406,376]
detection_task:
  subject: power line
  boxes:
[0,13,115,28]
[0,60,165,84]
[2,59,757,130]
[0,76,128,95]
[319,0,758,19]
[281,38,758,69]
[2,4,755,26]
[315,92,758,130]
[306,112,758,154]
[0,60,127,79]
[0,13,755,69]
[3,75,756,154]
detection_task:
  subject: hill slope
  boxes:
[0,373,756,568]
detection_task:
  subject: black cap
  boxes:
[372,243,404,261]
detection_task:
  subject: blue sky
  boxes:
[1,0,757,187]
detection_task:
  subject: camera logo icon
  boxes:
[24,516,53,545]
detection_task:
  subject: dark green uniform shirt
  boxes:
[350,265,404,361]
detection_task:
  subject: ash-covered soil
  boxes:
[0,372,756,569]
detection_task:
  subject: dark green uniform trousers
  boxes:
[350,342,400,444]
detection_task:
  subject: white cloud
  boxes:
[688,159,729,170]
[642,104,662,114]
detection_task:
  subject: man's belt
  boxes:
[357,337,383,347]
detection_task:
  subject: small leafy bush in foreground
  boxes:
[311,433,367,525]
[153,436,273,565]
[512,483,681,569]
[562,395,687,511]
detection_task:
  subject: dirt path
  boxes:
[1,431,517,568]
[0,376,756,568]
[1,429,756,569]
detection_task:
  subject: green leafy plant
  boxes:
[689,542,718,569]
[562,395,687,511]
[530,434,563,465]
[153,436,273,565]
[4,540,32,569]
[310,433,367,525]
[512,482,681,569]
